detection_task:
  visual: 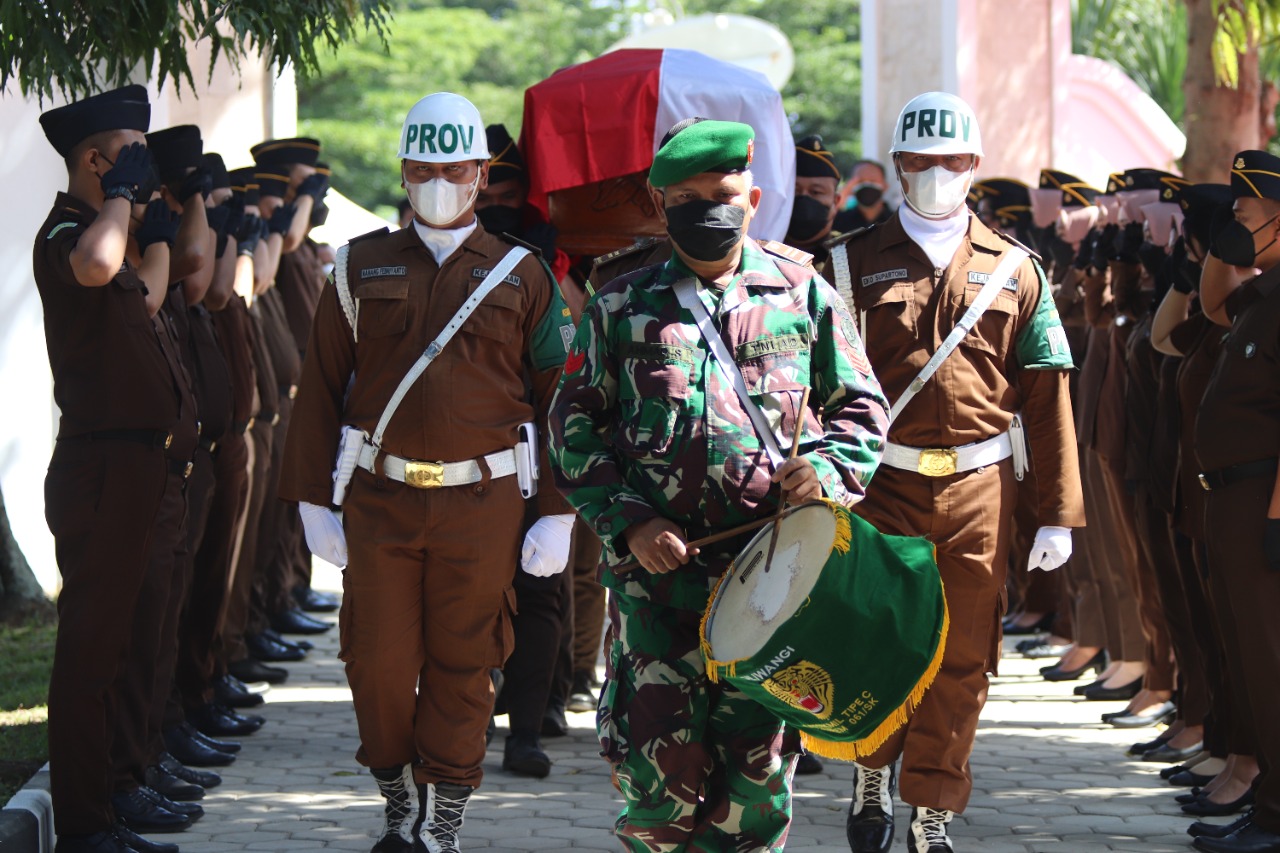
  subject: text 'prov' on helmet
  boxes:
[399,93,491,163]
[890,91,983,157]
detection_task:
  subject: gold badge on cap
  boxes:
[1236,157,1247,169]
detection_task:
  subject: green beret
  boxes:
[649,120,755,188]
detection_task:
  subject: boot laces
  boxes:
[854,764,891,810]
[913,808,953,848]
[373,766,416,842]
[421,783,472,852]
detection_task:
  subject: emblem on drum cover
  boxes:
[762,661,835,719]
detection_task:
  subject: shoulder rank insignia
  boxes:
[592,236,661,268]
[349,226,390,245]
[759,240,815,269]
[993,229,1042,263]
[496,231,544,257]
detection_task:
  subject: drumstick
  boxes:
[612,504,810,574]
[762,386,812,574]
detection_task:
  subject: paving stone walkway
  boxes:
[169,568,1217,852]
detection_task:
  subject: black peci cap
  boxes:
[970,178,1032,228]
[486,124,526,184]
[1229,150,1280,201]
[145,125,203,182]
[39,84,151,158]
[229,167,260,206]
[254,169,290,199]
[1040,169,1099,208]
[250,137,321,168]
[795,135,841,182]
[1105,167,1179,194]
[203,153,230,190]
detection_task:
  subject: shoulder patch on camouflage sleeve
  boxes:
[759,240,815,269]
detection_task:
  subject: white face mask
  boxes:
[405,172,480,227]
[900,164,973,219]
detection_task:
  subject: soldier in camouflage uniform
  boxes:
[550,119,890,852]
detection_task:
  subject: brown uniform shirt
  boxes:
[210,297,258,431]
[1195,264,1280,472]
[279,225,572,515]
[33,193,197,454]
[275,239,325,357]
[824,213,1084,527]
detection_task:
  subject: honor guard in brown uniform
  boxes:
[279,92,575,853]
[1188,150,1280,853]
[823,92,1083,853]
[36,85,200,853]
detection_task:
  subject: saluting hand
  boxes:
[135,199,179,253]
[624,517,699,575]
[771,457,821,505]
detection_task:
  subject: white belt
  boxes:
[882,432,1012,478]
[357,445,517,489]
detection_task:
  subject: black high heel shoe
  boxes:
[1041,650,1107,682]
[1004,611,1056,636]
[1083,675,1144,701]
[1180,786,1254,817]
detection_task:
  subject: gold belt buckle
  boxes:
[918,448,959,477]
[403,460,445,489]
[1198,473,1212,492]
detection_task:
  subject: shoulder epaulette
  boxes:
[496,231,544,257]
[759,240,814,268]
[349,226,390,246]
[592,236,661,270]
[993,230,1043,263]
[606,262,665,292]
[822,224,875,251]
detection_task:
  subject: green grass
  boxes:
[0,617,55,804]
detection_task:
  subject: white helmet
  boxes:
[889,91,983,157]
[398,92,490,163]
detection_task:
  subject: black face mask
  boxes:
[853,184,884,207]
[476,204,523,237]
[1138,241,1167,277]
[1211,214,1280,268]
[786,196,831,243]
[664,199,747,262]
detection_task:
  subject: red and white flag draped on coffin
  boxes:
[520,48,796,243]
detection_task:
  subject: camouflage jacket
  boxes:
[549,239,890,610]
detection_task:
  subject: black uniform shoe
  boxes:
[1142,742,1204,762]
[113,825,178,853]
[1183,788,1255,817]
[261,627,313,652]
[503,730,552,778]
[907,807,955,853]
[159,752,221,789]
[566,670,596,713]
[245,631,307,662]
[54,830,138,853]
[1041,650,1107,682]
[846,763,895,853]
[542,703,569,738]
[1003,611,1055,635]
[228,657,289,685]
[215,673,265,708]
[1170,769,1219,787]
[271,605,332,635]
[794,748,824,775]
[190,702,265,737]
[1189,811,1254,839]
[295,586,340,613]
[1082,675,1143,701]
[187,722,241,754]
[144,762,204,801]
[163,724,235,767]
[111,788,192,834]
[1193,820,1280,853]
[138,784,204,821]
[1106,700,1177,728]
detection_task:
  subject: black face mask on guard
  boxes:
[664,199,747,262]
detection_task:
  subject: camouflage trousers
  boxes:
[599,591,798,852]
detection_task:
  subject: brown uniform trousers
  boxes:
[280,224,569,787]
[34,194,200,835]
[1196,269,1280,832]
[825,215,1083,813]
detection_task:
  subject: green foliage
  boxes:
[1071,0,1186,124]
[0,0,391,103]
[299,0,862,210]
[0,619,54,804]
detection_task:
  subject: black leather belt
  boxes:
[1198,458,1278,491]
[63,428,174,451]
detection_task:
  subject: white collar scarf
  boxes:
[412,219,477,266]
[899,204,971,271]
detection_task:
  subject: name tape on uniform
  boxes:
[967,271,1018,292]
[403,123,476,157]
[360,266,407,279]
[471,268,521,287]
[900,108,974,144]
[861,269,908,287]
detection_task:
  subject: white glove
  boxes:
[300,501,348,568]
[1028,525,1072,572]
[521,514,575,577]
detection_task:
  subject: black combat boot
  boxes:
[370,764,421,852]
[417,781,474,853]
[908,806,955,853]
[846,762,895,853]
